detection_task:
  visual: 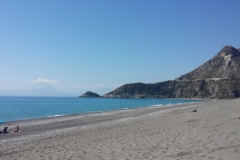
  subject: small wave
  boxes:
[151,104,163,107]
[48,115,63,117]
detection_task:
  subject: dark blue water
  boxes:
[0,96,203,121]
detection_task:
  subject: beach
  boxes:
[1,99,240,160]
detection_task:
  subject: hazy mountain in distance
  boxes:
[0,86,74,97]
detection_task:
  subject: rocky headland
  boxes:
[103,46,240,99]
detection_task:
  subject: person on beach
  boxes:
[3,126,8,133]
[13,126,19,133]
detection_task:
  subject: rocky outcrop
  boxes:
[79,91,102,98]
[103,46,240,99]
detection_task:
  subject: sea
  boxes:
[0,96,204,122]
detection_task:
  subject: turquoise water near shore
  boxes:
[0,96,204,122]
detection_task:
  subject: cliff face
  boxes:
[103,46,240,99]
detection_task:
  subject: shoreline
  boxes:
[0,99,206,123]
[0,101,205,144]
[1,99,240,159]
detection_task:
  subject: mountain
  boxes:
[0,86,72,97]
[177,46,240,80]
[79,91,102,98]
[103,46,240,99]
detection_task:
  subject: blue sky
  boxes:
[0,0,240,95]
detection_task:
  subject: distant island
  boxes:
[101,46,240,99]
[79,91,102,98]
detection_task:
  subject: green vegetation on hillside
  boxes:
[105,79,240,99]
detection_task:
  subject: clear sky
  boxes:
[0,0,240,95]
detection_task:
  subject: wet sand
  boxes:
[1,99,240,160]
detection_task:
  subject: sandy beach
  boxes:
[1,99,240,160]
